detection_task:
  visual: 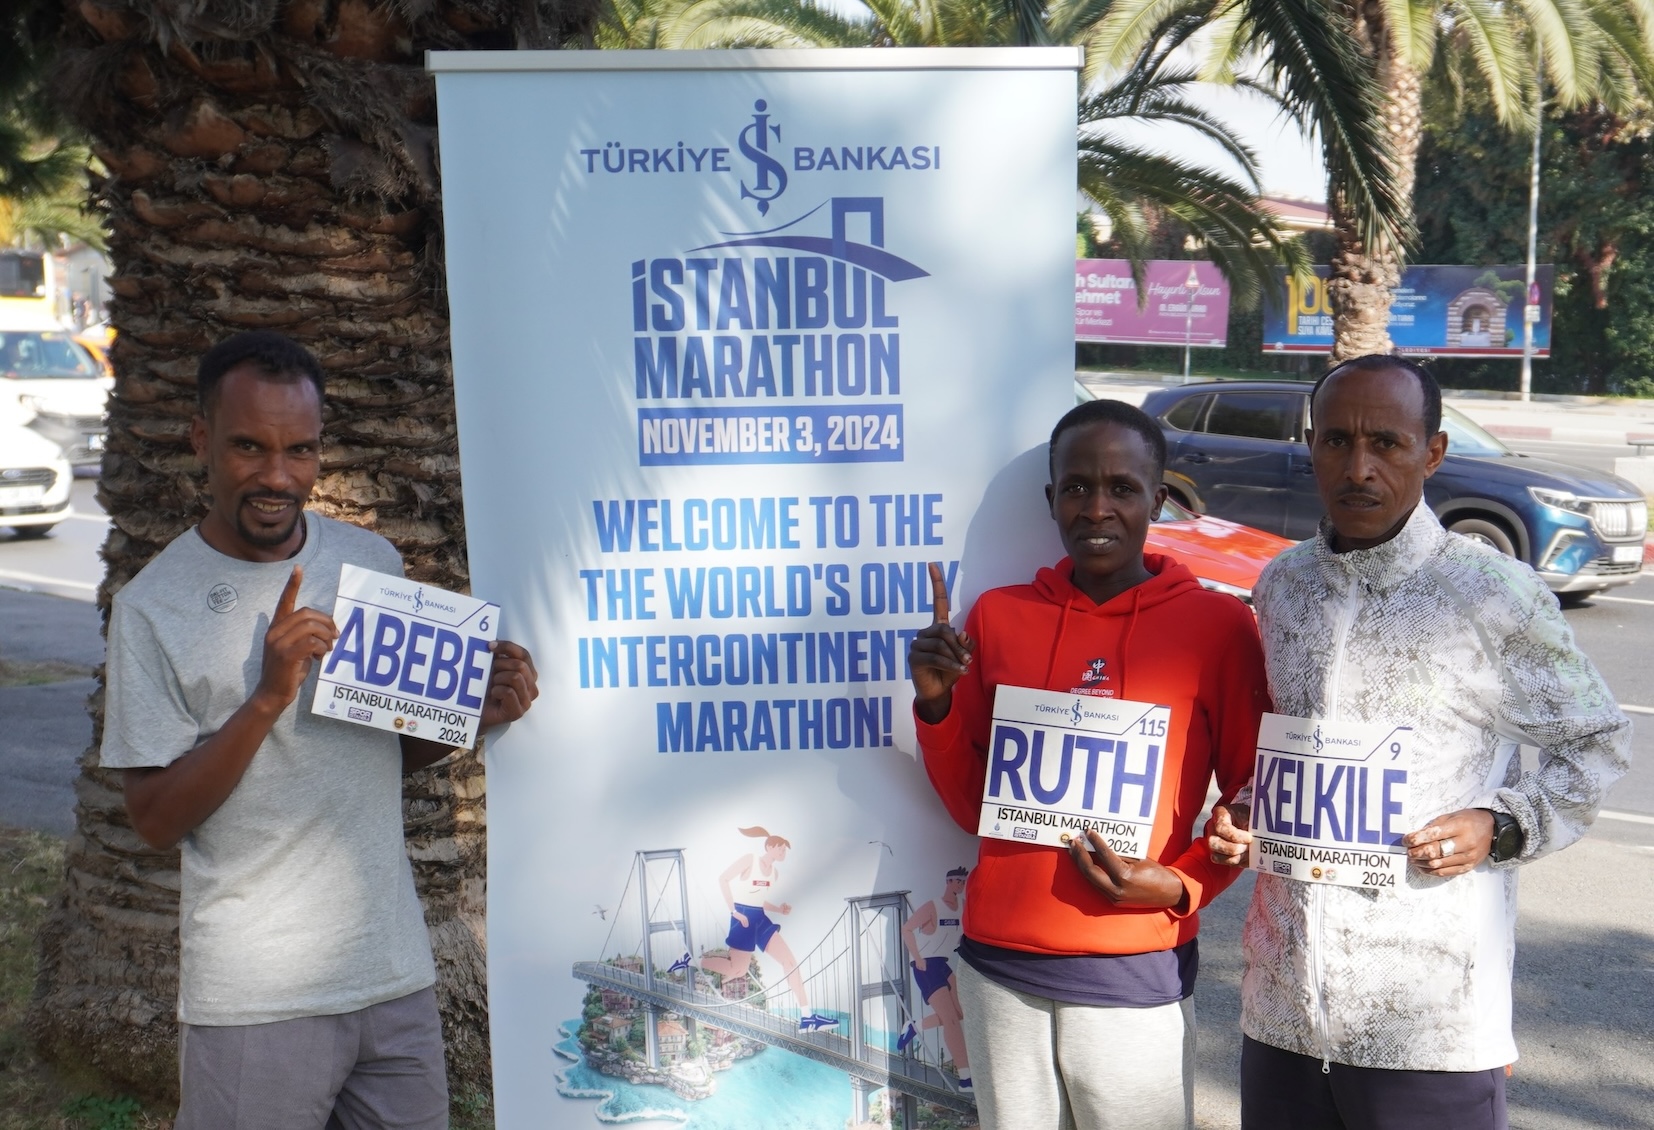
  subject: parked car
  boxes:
[1141,380,1649,600]
[1147,496,1293,604]
[0,327,110,469]
[0,396,74,538]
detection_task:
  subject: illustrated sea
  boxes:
[554,1020,853,1128]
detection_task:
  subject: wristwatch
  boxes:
[1488,810,1524,863]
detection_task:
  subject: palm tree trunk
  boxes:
[1328,0,1421,361]
[28,0,592,1103]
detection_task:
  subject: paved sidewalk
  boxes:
[0,588,102,834]
[1077,370,1654,450]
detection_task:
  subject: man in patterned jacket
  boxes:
[1207,355,1631,1129]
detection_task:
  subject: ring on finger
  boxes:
[1439,837,1456,860]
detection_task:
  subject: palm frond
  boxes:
[1227,0,1411,252]
[1578,2,1654,112]
[997,0,1050,45]
[1520,0,1598,105]
[1444,0,1527,123]
[1379,0,1440,71]
[1082,79,1266,186]
[1081,0,1202,83]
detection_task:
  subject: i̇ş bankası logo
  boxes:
[599,99,938,469]
[577,99,942,216]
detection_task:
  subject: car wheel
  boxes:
[1447,517,1517,557]
[10,524,55,540]
[1166,487,1198,512]
[1558,590,1602,609]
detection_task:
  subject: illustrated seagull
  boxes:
[593,905,608,920]
[868,840,894,857]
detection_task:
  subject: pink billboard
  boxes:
[1075,258,1230,346]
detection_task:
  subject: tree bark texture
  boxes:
[29,0,594,1104]
[1328,0,1420,362]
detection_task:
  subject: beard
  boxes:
[234,492,306,548]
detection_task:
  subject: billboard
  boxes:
[431,47,1081,1128]
[1262,264,1555,356]
[1075,258,1229,346]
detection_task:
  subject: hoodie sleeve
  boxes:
[1164,601,1271,916]
[914,599,993,835]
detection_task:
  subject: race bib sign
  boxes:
[978,685,1170,857]
[1250,713,1412,891]
[313,565,500,748]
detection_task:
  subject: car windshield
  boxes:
[1157,497,1196,522]
[1442,405,1511,457]
[0,331,100,379]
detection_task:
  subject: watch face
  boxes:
[1493,817,1521,861]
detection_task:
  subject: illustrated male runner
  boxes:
[897,866,971,1089]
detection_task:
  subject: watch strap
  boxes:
[1489,810,1523,862]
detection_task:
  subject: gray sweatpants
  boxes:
[175,986,448,1130]
[955,959,1195,1130]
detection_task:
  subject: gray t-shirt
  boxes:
[102,513,436,1026]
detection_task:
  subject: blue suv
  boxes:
[1140,380,1648,600]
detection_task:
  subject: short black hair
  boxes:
[946,866,968,879]
[196,331,326,416]
[1048,398,1167,483]
[1310,354,1442,436]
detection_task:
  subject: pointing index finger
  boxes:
[276,566,303,619]
[927,561,950,626]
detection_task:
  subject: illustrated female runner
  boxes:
[677,826,838,1032]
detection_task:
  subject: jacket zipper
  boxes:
[1311,570,1361,1073]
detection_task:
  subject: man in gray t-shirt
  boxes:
[102,331,539,1130]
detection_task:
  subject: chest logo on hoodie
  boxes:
[1079,657,1108,685]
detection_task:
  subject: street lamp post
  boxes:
[1520,52,1543,402]
[1182,263,1201,382]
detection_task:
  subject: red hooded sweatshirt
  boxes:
[915,553,1268,957]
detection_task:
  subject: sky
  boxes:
[806,1,1333,202]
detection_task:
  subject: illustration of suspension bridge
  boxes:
[571,849,976,1124]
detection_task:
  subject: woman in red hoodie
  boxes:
[910,398,1268,1130]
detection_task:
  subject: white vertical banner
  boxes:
[432,48,1079,1128]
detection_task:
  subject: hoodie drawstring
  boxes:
[1117,587,1143,700]
[1043,599,1074,688]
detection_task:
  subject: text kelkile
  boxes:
[322,606,492,709]
[1252,752,1408,846]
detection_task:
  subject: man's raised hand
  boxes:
[255,566,338,710]
[480,640,540,728]
[907,561,974,724]
[1206,803,1253,867]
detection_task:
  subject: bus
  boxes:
[0,249,59,327]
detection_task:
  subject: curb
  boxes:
[1482,424,1654,448]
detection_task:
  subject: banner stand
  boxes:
[432,48,1080,1128]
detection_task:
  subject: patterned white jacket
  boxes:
[1241,503,1631,1071]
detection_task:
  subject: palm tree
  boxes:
[23,0,596,1107]
[1087,0,1654,358]
[589,0,1319,304]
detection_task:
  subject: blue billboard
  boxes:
[1262,264,1555,357]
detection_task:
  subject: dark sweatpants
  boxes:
[1241,1036,1508,1130]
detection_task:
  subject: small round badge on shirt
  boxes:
[207,583,238,613]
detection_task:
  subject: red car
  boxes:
[1147,496,1293,605]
